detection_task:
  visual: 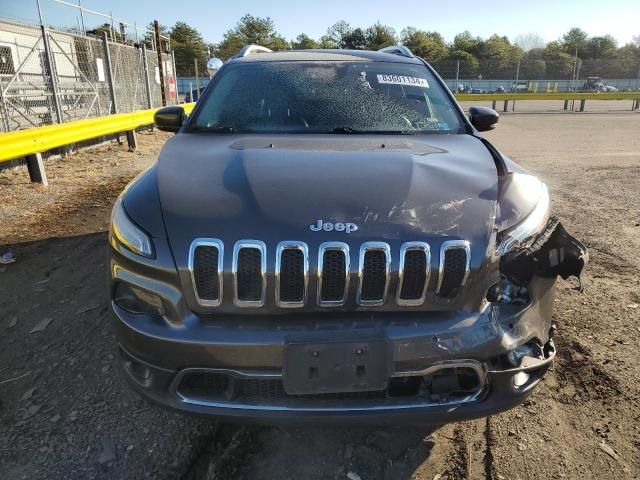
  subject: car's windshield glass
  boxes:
[190,60,463,134]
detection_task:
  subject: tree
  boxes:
[452,31,482,57]
[470,34,523,78]
[216,14,289,60]
[584,35,617,58]
[401,28,448,61]
[142,22,170,51]
[519,48,547,79]
[319,35,337,49]
[87,23,124,42]
[170,22,208,76]
[613,43,640,77]
[514,33,545,52]
[365,22,396,50]
[324,20,352,48]
[343,28,367,49]
[543,41,576,78]
[291,34,319,50]
[447,50,479,77]
[562,27,589,56]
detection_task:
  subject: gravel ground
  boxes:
[0,106,639,479]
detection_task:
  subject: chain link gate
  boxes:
[0,19,176,133]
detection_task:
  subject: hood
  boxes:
[157,133,499,269]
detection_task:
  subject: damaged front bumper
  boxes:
[112,272,559,425]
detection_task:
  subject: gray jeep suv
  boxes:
[108,45,587,424]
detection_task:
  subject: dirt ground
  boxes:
[0,103,639,479]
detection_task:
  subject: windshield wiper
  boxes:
[329,127,416,135]
[190,125,240,133]
[331,126,356,134]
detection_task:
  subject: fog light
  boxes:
[513,371,530,388]
[114,282,165,316]
[120,348,153,387]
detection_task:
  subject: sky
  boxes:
[3,0,639,46]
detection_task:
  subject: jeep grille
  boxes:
[189,239,470,308]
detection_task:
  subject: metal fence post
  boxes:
[41,26,63,124]
[512,59,520,112]
[141,45,153,109]
[26,153,48,186]
[171,51,178,105]
[102,32,118,114]
[194,58,200,98]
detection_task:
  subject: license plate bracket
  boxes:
[283,338,390,395]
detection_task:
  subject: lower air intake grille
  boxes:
[174,367,485,409]
[320,249,347,303]
[236,247,263,302]
[279,249,305,303]
[439,247,468,297]
[360,250,388,302]
[193,245,220,301]
[399,249,427,301]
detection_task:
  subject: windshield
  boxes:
[189,61,463,134]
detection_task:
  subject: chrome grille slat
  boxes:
[436,240,470,297]
[232,240,267,307]
[189,239,471,308]
[189,238,224,307]
[397,242,431,306]
[357,242,391,306]
[275,241,309,308]
[317,242,350,307]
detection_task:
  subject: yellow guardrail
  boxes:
[0,103,195,164]
[1,92,638,166]
[455,92,640,101]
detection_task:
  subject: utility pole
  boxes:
[153,20,166,106]
[78,0,86,35]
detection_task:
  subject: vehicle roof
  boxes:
[227,49,425,65]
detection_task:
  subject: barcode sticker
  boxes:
[377,74,429,88]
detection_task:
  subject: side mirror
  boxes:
[469,106,499,132]
[206,58,223,78]
[154,106,185,133]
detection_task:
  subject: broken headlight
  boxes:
[109,196,154,258]
[496,182,550,256]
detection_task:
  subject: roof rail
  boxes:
[233,45,273,59]
[378,45,415,59]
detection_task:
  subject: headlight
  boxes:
[496,182,550,255]
[110,196,154,258]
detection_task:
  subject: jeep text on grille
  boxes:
[108,44,587,424]
[309,220,358,234]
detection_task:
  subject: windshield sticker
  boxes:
[377,74,429,88]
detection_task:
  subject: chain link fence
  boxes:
[0,18,177,133]
[174,55,640,100]
[432,58,640,93]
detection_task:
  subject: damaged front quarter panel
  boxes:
[500,217,589,292]
[485,168,589,375]
[494,171,588,290]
